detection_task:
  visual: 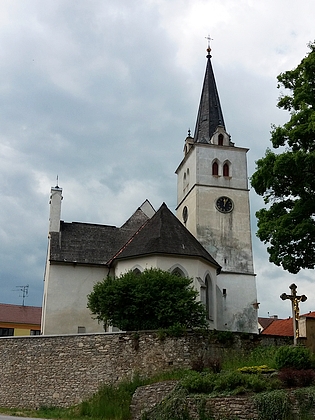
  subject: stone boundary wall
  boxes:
[0,331,291,409]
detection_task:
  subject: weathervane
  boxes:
[280,283,307,345]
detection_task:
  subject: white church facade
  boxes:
[41,47,258,335]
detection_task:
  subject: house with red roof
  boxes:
[260,312,315,351]
[261,317,294,337]
[0,303,41,336]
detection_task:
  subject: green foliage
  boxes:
[254,390,293,420]
[87,268,207,331]
[295,387,315,418]
[180,370,217,393]
[180,369,279,396]
[221,346,278,371]
[238,365,276,374]
[78,375,145,420]
[141,387,192,420]
[211,330,234,346]
[251,41,315,273]
[274,345,314,370]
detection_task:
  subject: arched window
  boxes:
[218,134,224,146]
[133,268,142,276]
[223,163,229,177]
[171,267,185,277]
[205,274,214,320]
[212,161,218,176]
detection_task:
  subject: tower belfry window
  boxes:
[218,134,224,146]
[223,163,229,177]
[212,161,218,176]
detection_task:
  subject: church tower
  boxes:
[176,45,258,333]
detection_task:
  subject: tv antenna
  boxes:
[15,284,29,306]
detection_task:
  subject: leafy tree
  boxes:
[251,41,315,274]
[87,268,207,331]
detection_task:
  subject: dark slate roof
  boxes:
[0,303,41,326]
[113,203,221,270]
[50,207,151,265]
[193,52,225,143]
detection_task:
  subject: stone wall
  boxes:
[131,382,259,420]
[131,382,315,420]
[0,331,291,409]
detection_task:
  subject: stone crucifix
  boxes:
[280,283,307,345]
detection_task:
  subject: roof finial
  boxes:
[56,175,59,188]
[188,128,191,137]
[205,34,213,56]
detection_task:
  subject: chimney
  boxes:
[49,186,63,233]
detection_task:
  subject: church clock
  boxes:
[215,196,233,213]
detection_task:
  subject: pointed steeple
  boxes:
[193,47,225,144]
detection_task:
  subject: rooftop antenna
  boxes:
[15,284,29,306]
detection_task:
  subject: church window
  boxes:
[223,163,229,177]
[133,268,142,276]
[182,206,188,224]
[218,134,224,146]
[205,274,214,320]
[171,267,185,277]
[212,161,218,176]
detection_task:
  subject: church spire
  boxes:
[193,43,226,144]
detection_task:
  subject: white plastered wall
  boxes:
[42,262,107,335]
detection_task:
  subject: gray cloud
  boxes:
[0,0,314,318]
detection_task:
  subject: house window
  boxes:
[30,329,41,335]
[218,134,224,145]
[212,161,218,176]
[78,326,86,333]
[0,328,14,336]
[223,163,229,177]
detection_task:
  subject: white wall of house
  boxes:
[42,262,107,335]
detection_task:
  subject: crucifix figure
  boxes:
[280,283,307,345]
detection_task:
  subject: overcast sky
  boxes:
[0,0,314,319]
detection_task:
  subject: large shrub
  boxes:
[274,345,314,370]
[87,268,207,331]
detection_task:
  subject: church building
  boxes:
[41,46,258,335]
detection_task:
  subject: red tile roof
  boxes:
[261,318,294,337]
[258,317,276,330]
[0,303,41,326]
[301,311,315,318]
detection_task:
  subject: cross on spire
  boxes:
[280,283,307,345]
[205,35,213,54]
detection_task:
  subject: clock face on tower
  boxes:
[216,196,234,213]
